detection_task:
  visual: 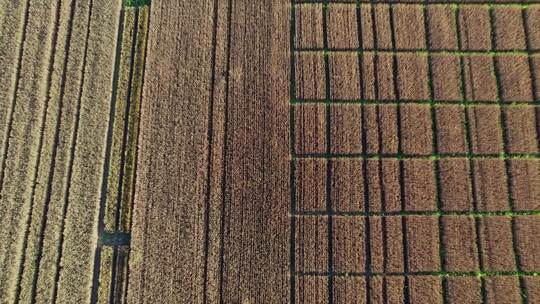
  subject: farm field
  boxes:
[0,0,539,303]
[0,0,148,303]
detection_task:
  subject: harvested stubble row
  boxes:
[0,0,149,303]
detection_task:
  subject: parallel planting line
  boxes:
[53,0,122,302]
[0,0,29,195]
[24,0,89,302]
[0,1,60,302]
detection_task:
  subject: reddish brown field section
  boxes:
[291,1,540,304]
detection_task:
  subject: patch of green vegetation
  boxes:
[125,0,150,7]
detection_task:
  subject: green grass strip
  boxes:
[124,0,150,7]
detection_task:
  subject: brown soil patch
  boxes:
[463,56,499,102]
[458,5,492,50]
[497,56,534,102]
[406,216,441,272]
[409,276,443,304]
[295,53,326,99]
[403,160,437,211]
[296,216,328,272]
[514,216,540,271]
[468,105,503,154]
[504,106,538,153]
[333,277,366,304]
[473,159,509,211]
[393,4,425,50]
[396,54,430,100]
[332,217,366,272]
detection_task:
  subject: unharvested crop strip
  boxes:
[49,0,94,300]
[92,4,150,303]
[356,2,373,303]
[13,0,63,301]
[457,4,486,301]
[521,8,540,159]
[109,9,140,303]
[122,5,150,243]
[25,0,84,302]
[523,8,539,104]
[201,0,219,301]
[0,0,30,195]
[388,6,410,303]
[124,0,150,7]
[489,6,527,303]
[123,5,151,302]
[368,2,390,302]
[0,0,59,301]
[423,4,448,302]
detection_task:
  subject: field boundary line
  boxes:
[109,7,140,303]
[123,4,151,301]
[202,0,220,302]
[218,0,233,301]
[89,4,125,303]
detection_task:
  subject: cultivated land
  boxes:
[290,1,540,303]
[1,0,539,303]
[0,0,148,303]
[127,0,290,303]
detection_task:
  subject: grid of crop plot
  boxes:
[290,1,540,303]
